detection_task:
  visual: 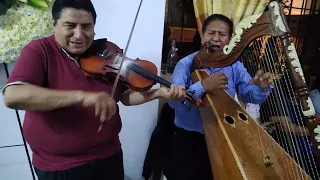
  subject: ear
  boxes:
[200,34,204,44]
[52,21,56,33]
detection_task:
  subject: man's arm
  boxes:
[235,61,270,104]
[3,84,85,111]
[166,59,205,109]
[2,41,85,111]
[120,89,160,106]
[120,84,187,106]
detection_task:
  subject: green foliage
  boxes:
[0,0,49,10]
[1,0,17,9]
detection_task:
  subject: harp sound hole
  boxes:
[225,116,235,124]
[238,113,247,121]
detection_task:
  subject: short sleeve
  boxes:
[3,41,47,94]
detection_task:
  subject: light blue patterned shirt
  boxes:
[310,89,320,116]
[167,51,271,134]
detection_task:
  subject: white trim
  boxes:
[2,81,29,95]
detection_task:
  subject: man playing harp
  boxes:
[167,14,273,180]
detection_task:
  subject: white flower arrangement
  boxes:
[0,0,54,63]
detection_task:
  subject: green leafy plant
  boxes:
[0,0,49,10]
[0,0,53,63]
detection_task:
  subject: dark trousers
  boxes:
[172,127,213,180]
[34,150,124,180]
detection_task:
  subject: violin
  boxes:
[79,38,200,106]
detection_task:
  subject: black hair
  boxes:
[52,0,97,24]
[202,14,233,37]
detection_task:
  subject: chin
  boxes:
[69,47,88,55]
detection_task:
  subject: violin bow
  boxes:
[98,0,144,132]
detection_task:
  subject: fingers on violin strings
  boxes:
[180,86,186,91]
[177,86,185,99]
[174,85,181,99]
[169,85,178,99]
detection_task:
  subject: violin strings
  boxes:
[128,63,171,88]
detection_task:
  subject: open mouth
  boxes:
[209,45,221,53]
[70,41,85,47]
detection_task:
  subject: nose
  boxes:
[73,25,84,39]
[211,32,219,42]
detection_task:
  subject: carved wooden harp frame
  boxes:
[190,1,320,179]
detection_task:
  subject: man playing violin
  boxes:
[167,14,273,180]
[2,0,186,180]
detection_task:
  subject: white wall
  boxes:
[0,0,166,180]
[92,0,166,179]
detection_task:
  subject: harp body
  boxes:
[191,1,320,179]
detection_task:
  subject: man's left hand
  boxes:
[158,84,186,100]
[249,70,272,89]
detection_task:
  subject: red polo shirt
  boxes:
[4,35,127,171]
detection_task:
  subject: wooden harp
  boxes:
[191,1,320,179]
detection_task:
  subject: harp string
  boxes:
[239,37,292,177]
[270,36,320,179]
[250,37,294,177]
[263,37,305,177]
[269,36,314,177]
[240,50,268,159]
[239,36,295,178]
[239,34,320,179]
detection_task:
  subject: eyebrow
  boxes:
[207,30,228,33]
[64,21,92,26]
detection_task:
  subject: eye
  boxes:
[83,25,91,30]
[65,24,75,29]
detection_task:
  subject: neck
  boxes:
[53,35,80,59]
[61,48,79,61]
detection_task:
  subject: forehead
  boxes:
[58,8,94,24]
[205,20,230,33]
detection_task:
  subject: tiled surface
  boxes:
[0,62,35,180]
[0,146,34,180]
[0,94,24,147]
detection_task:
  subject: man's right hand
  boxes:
[82,92,117,123]
[201,72,228,92]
